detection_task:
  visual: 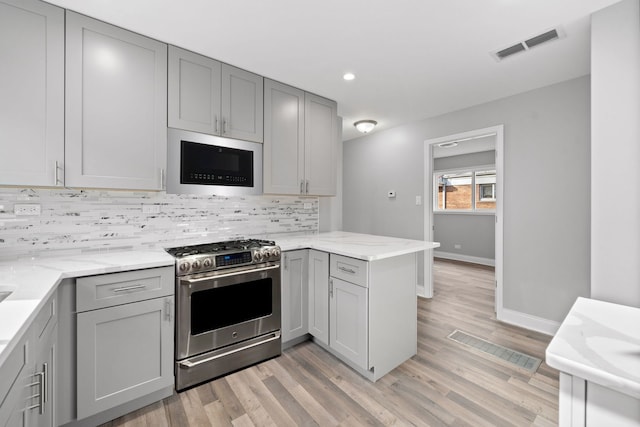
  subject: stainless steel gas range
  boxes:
[165,239,282,391]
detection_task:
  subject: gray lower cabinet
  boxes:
[74,267,174,421]
[168,45,263,143]
[0,0,64,187]
[281,250,309,343]
[76,297,174,419]
[329,277,368,370]
[0,294,57,427]
[307,250,330,345]
[64,11,168,190]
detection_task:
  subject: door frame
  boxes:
[423,125,504,317]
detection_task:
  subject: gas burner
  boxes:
[165,239,280,276]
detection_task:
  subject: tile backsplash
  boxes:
[0,187,318,260]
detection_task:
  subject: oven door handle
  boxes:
[178,331,281,369]
[181,264,280,284]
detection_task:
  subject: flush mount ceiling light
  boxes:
[354,120,377,133]
[343,72,355,81]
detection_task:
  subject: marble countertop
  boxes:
[0,250,174,366]
[0,231,438,368]
[273,231,439,261]
[546,297,640,399]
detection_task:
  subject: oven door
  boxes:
[176,263,280,360]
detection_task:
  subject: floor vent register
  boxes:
[447,329,542,373]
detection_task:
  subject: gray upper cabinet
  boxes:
[168,46,263,143]
[304,93,338,196]
[168,46,221,135]
[264,79,337,196]
[263,79,305,194]
[65,11,168,190]
[221,64,263,143]
[0,0,64,187]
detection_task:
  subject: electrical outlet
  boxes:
[415,196,422,206]
[142,204,161,214]
[14,203,41,216]
[303,202,312,209]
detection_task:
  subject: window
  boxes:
[435,168,496,212]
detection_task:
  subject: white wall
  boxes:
[343,76,590,325]
[591,0,640,307]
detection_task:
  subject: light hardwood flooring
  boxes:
[101,259,559,427]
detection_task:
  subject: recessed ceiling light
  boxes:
[343,73,355,81]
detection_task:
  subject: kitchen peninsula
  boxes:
[275,231,440,382]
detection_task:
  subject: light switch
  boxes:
[415,196,422,205]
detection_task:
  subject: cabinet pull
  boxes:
[214,115,219,133]
[42,363,48,405]
[284,254,288,270]
[54,161,62,186]
[330,279,333,298]
[338,266,356,274]
[160,168,165,190]
[306,180,309,194]
[112,284,147,293]
[300,180,304,194]
[222,118,227,134]
[164,298,173,322]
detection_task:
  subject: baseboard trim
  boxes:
[434,251,495,267]
[498,308,560,336]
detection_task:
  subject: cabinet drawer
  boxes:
[330,254,368,288]
[76,266,174,312]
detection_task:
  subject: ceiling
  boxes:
[46,0,621,141]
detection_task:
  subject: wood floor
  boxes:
[101,259,559,427]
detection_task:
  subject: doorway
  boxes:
[423,125,504,316]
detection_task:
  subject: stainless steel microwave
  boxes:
[167,128,262,196]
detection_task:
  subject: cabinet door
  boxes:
[281,250,309,343]
[330,277,368,369]
[65,11,167,190]
[0,338,29,427]
[0,0,64,187]
[308,250,330,345]
[76,297,174,419]
[304,93,337,196]
[168,45,222,135]
[263,79,305,195]
[221,64,263,143]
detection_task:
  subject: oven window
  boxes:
[190,278,272,335]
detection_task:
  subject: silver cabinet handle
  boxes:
[222,118,227,134]
[306,180,309,194]
[338,266,356,274]
[284,254,288,271]
[112,284,147,293]
[160,168,165,190]
[54,161,62,186]
[300,180,304,194]
[330,279,334,298]
[164,298,173,322]
[214,115,219,133]
[42,363,48,405]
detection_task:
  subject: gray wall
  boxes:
[433,150,496,262]
[434,214,495,261]
[591,0,640,307]
[343,75,590,323]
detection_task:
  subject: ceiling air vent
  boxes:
[492,27,563,61]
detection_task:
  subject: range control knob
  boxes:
[178,262,190,273]
[191,259,202,270]
[253,251,263,262]
[202,258,213,269]
[271,247,281,259]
